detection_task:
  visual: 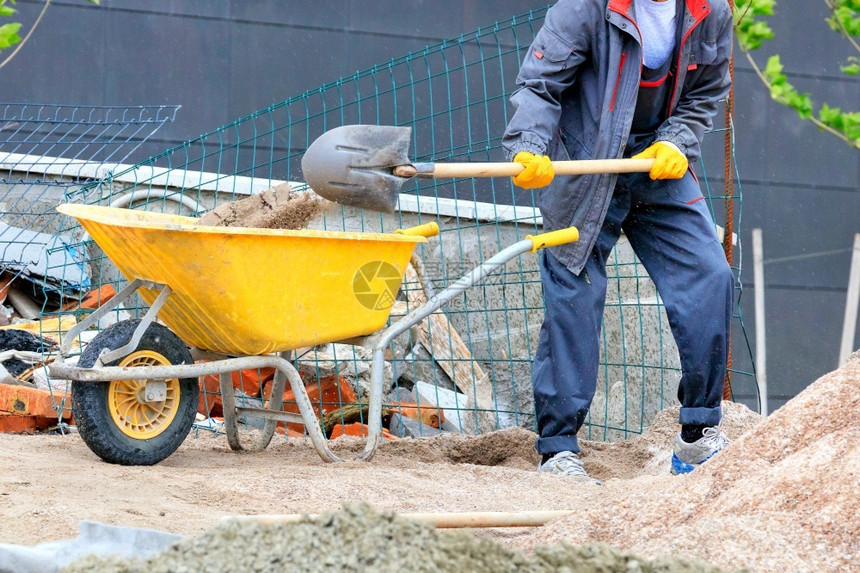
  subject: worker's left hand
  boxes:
[633,141,688,180]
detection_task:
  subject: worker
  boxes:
[503,0,734,482]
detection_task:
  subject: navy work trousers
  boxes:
[532,171,733,455]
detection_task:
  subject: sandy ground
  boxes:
[0,404,757,561]
[2,353,858,572]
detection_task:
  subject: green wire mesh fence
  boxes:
[9,8,756,442]
[0,103,180,430]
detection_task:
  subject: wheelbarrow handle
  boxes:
[525,227,580,253]
[395,221,440,238]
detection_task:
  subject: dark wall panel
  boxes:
[2,4,105,103]
[754,286,856,411]
[741,182,859,289]
[732,72,859,190]
[101,10,232,134]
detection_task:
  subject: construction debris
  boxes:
[388,412,444,438]
[60,285,116,312]
[296,343,395,399]
[0,382,71,433]
[396,341,456,391]
[0,329,56,379]
[328,422,398,441]
[0,224,90,298]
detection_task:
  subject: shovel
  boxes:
[301,125,655,212]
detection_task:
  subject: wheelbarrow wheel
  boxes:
[71,319,198,466]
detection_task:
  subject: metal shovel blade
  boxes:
[301,125,413,213]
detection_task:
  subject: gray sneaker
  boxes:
[671,426,730,475]
[538,451,601,484]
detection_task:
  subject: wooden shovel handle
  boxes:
[395,158,654,179]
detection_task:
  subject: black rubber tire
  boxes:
[71,319,198,466]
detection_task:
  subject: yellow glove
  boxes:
[512,151,555,189]
[633,141,688,180]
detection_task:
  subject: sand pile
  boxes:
[53,407,764,573]
[62,503,726,573]
[197,183,333,230]
[11,356,857,572]
[580,400,762,480]
[526,351,860,572]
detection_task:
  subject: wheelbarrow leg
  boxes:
[218,353,287,453]
[219,372,243,451]
[214,355,341,461]
[276,359,343,463]
[256,354,288,449]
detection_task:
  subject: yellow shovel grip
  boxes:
[395,221,440,238]
[525,227,579,253]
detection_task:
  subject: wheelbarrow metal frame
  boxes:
[48,230,576,463]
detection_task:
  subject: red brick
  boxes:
[197,371,357,434]
[264,375,358,433]
[389,402,445,428]
[329,422,397,441]
[61,285,117,311]
[274,426,306,438]
[0,414,38,433]
[197,367,275,417]
[0,383,69,419]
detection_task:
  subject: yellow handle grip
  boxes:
[525,227,579,253]
[395,221,440,238]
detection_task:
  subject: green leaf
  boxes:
[763,55,784,80]
[0,6,16,17]
[818,104,842,125]
[0,21,21,49]
[787,92,813,119]
[736,21,775,48]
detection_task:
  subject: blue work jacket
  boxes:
[502,0,733,274]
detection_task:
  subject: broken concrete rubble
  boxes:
[415,381,470,432]
[0,223,90,302]
[395,340,457,391]
[388,412,443,438]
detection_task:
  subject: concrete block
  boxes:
[415,381,468,430]
[387,413,444,438]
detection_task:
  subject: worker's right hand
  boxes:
[633,141,688,180]
[512,152,554,189]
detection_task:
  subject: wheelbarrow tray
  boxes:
[58,204,425,356]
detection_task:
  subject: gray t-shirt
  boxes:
[635,0,677,69]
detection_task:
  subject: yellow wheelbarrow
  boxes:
[50,203,578,465]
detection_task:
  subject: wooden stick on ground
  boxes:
[222,510,575,529]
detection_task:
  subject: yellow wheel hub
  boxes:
[108,350,181,439]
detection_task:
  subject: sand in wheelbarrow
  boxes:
[196,183,334,230]
[62,503,727,573]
